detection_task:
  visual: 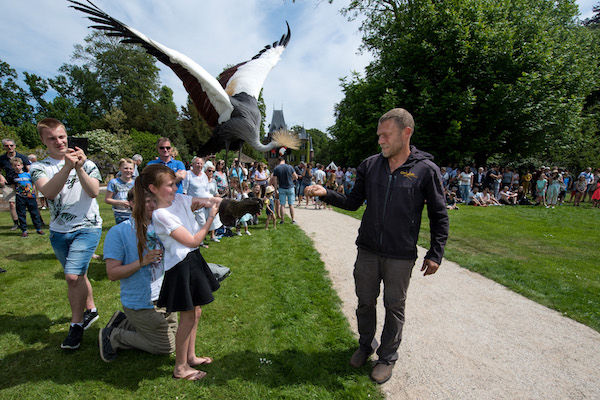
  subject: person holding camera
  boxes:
[31,118,103,351]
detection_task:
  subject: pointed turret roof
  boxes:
[268,109,287,134]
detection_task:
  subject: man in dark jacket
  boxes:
[306,108,449,384]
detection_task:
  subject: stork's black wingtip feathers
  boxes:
[283,21,291,47]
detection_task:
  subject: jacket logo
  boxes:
[400,171,417,180]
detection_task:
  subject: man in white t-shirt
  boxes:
[31,118,103,351]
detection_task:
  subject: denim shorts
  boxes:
[50,228,102,275]
[278,187,295,206]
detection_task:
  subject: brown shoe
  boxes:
[349,347,372,368]
[370,362,394,384]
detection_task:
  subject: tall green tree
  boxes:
[0,59,33,126]
[334,0,599,166]
[61,32,160,131]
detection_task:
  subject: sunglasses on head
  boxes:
[159,146,171,150]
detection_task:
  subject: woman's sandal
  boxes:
[190,357,213,367]
[172,370,207,381]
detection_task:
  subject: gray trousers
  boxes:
[110,306,178,355]
[354,248,415,364]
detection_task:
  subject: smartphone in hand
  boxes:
[67,137,89,154]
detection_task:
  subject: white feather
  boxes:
[225,46,285,99]
[127,26,234,123]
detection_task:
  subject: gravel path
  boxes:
[292,205,600,400]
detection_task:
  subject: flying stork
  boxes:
[68,0,298,159]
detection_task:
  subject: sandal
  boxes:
[190,357,213,367]
[172,371,207,381]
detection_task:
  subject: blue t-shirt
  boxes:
[230,167,245,183]
[272,163,295,189]
[147,158,186,193]
[107,177,135,215]
[103,219,165,310]
[13,172,36,198]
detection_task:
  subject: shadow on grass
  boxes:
[0,342,366,392]
[4,252,57,262]
[50,260,108,281]
[0,314,69,345]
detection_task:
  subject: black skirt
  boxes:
[157,249,220,312]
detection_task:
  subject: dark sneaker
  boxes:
[21,231,28,238]
[99,327,117,362]
[349,347,372,368]
[61,324,84,350]
[370,362,395,384]
[36,230,45,235]
[83,309,99,330]
[105,311,126,329]
[10,224,18,231]
[0,267,6,273]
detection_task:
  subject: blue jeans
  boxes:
[16,196,43,232]
[278,187,295,206]
[459,185,470,203]
[50,228,102,275]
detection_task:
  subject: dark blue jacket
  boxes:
[322,146,449,263]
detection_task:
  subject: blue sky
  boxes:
[0,0,596,132]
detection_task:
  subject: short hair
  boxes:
[28,154,37,162]
[37,118,66,138]
[2,138,15,146]
[278,156,286,162]
[156,137,171,146]
[10,157,23,167]
[378,108,414,132]
[132,154,143,162]
[191,156,204,164]
[119,158,134,168]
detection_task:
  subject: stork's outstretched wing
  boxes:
[68,0,233,128]
[219,23,291,99]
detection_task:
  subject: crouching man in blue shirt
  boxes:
[99,189,177,362]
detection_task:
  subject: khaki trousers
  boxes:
[110,306,178,355]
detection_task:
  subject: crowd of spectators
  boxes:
[441,165,600,209]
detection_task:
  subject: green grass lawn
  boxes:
[335,202,600,332]
[0,203,382,400]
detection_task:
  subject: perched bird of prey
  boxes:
[68,0,299,154]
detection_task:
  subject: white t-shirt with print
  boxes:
[30,157,102,233]
[152,193,200,271]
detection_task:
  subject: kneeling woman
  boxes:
[133,164,221,381]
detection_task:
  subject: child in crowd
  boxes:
[446,189,458,210]
[592,180,600,208]
[248,184,261,225]
[235,181,252,236]
[106,159,136,224]
[11,157,44,237]
[535,174,548,206]
[133,164,220,381]
[264,185,276,230]
[573,175,587,206]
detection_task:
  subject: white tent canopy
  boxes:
[326,161,337,170]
